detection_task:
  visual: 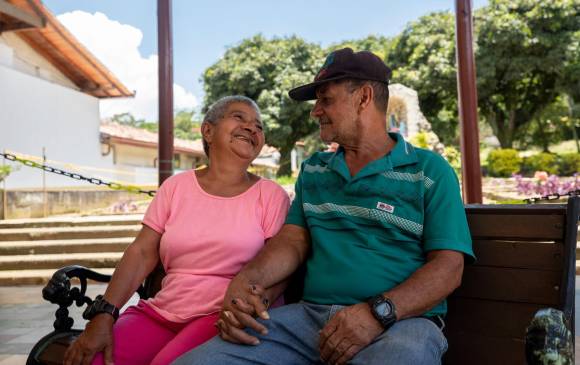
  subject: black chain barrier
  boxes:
[1,152,156,197]
[524,189,580,204]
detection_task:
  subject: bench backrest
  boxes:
[444,199,578,364]
[140,198,579,364]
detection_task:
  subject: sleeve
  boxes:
[422,157,476,263]
[142,178,173,234]
[284,165,307,228]
[261,184,291,239]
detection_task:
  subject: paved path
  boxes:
[0,281,579,365]
[0,284,137,365]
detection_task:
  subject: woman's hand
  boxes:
[64,314,115,365]
[217,283,270,345]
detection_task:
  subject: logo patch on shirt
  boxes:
[376,201,395,213]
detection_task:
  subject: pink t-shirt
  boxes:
[142,170,290,322]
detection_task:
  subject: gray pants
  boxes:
[173,302,447,365]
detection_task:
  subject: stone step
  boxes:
[0,214,143,229]
[0,237,133,255]
[0,225,140,241]
[0,252,122,270]
[0,268,115,286]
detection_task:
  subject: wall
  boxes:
[0,188,153,219]
[0,65,115,189]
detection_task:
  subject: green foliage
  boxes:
[387,12,459,145]
[476,0,580,148]
[0,165,14,183]
[174,110,201,140]
[110,110,200,141]
[443,146,462,175]
[520,153,559,176]
[111,112,145,127]
[203,35,323,177]
[487,148,522,177]
[388,0,580,148]
[409,131,431,149]
[557,153,580,176]
[519,96,575,151]
[329,35,394,61]
[274,175,297,186]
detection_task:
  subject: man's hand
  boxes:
[64,314,115,365]
[319,303,384,365]
[217,282,270,345]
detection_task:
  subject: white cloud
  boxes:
[57,11,198,121]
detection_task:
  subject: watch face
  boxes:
[375,302,392,317]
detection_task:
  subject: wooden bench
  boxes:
[27,197,579,365]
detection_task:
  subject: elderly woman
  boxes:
[64,96,290,365]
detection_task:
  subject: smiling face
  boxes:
[310,81,360,145]
[203,102,265,162]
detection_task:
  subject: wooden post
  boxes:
[145,0,173,297]
[455,0,482,203]
[157,0,174,185]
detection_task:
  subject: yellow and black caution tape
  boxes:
[1,152,157,197]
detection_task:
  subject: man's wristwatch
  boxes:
[83,295,120,322]
[367,294,397,330]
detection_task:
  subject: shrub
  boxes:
[487,149,522,177]
[557,153,580,176]
[520,153,558,176]
[442,146,461,176]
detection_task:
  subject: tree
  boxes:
[475,0,580,148]
[202,35,323,176]
[387,12,460,145]
[388,0,580,148]
[329,35,395,61]
[174,109,201,140]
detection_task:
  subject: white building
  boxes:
[0,0,133,189]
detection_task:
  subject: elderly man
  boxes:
[175,48,475,365]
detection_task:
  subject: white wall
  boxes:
[0,65,115,189]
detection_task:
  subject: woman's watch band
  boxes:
[82,295,120,322]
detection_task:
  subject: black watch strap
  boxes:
[83,295,120,322]
[367,294,397,330]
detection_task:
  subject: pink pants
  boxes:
[92,300,219,365]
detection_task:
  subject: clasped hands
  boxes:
[216,283,383,365]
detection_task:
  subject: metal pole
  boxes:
[455,0,482,203]
[157,0,174,185]
[42,147,47,217]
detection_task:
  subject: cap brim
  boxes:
[288,75,349,101]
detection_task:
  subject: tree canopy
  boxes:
[202,35,323,176]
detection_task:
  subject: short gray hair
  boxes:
[202,95,261,157]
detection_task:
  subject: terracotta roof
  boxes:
[3,0,133,98]
[100,122,206,157]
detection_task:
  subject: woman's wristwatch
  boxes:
[83,295,120,322]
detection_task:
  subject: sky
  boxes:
[44,0,488,121]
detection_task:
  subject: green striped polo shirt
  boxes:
[286,133,475,317]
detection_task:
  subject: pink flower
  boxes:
[534,171,549,181]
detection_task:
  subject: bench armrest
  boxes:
[42,265,146,332]
[525,308,573,365]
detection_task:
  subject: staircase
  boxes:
[0,215,142,285]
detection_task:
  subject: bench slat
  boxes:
[444,332,525,365]
[472,239,563,270]
[454,266,561,305]
[446,297,542,339]
[467,214,565,240]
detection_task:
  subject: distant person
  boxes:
[64,95,290,365]
[175,48,475,365]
